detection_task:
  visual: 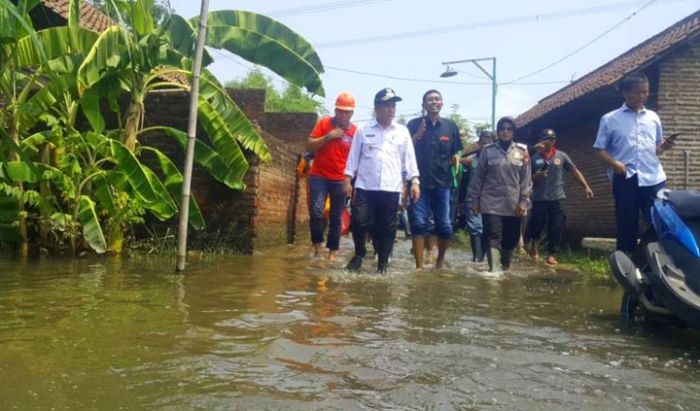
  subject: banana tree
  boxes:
[1,0,325,254]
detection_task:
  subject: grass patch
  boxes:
[555,249,612,280]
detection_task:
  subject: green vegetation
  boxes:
[556,250,612,279]
[225,69,327,115]
[447,104,491,144]
[0,0,324,256]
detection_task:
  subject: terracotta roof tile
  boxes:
[516,10,700,127]
[39,1,190,87]
[41,0,114,33]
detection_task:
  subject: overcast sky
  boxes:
[169,0,700,124]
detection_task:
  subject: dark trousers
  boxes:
[526,200,565,254]
[309,175,345,250]
[612,174,666,254]
[351,189,399,265]
[483,214,521,252]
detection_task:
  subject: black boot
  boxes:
[346,255,363,272]
[487,247,501,272]
[470,234,484,262]
[376,236,394,274]
[501,248,514,271]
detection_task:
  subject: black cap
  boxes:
[496,116,516,131]
[539,128,557,141]
[374,87,402,105]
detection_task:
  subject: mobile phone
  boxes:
[667,132,682,141]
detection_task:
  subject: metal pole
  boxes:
[491,58,497,132]
[176,0,210,273]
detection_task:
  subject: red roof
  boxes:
[41,0,114,33]
[516,10,700,127]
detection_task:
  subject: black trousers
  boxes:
[483,214,521,252]
[351,189,399,265]
[612,174,666,254]
[526,200,565,253]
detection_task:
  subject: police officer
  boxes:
[343,88,420,273]
[467,117,532,272]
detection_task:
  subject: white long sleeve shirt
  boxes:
[344,119,419,193]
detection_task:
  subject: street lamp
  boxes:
[440,57,497,131]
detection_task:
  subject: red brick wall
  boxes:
[658,38,700,190]
[139,89,316,253]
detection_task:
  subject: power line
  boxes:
[326,66,492,85]
[316,0,684,48]
[264,0,390,17]
[504,0,659,84]
[326,65,570,86]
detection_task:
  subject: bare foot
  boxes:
[313,244,322,258]
[546,255,559,265]
[328,250,337,261]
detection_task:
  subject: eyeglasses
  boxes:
[498,127,514,131]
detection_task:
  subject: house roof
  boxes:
[40,0,113,33]
[516,10,700,127]
[39,0,191,86]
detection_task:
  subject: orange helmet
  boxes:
[335,92,355,111]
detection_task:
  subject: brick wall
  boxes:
[550,121,616,243]
[658,38,700,190]
[139,88,316,253]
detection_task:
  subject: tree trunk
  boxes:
[9,112,28,257]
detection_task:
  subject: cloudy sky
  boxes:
[170,0,700,124]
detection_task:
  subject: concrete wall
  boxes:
[140,89,316,253]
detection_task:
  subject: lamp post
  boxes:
[440,57,497,132]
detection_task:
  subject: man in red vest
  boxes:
[306,92,357,260]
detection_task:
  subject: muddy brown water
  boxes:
[1,238,699,410]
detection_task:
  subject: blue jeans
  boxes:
[464,203,483,236]
[409,187,453,239]
[309,175,345,250]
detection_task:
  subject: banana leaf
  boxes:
[109,140,158,204]
[199,69,270,162]
[78,195,107,253]
[140,163,178,221]
[77,25,133,94]
[196,10,324,95]
[147,126,244,190]
[143,147,205,230]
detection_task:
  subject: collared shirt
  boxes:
[407,116,462,189]
[467,141,532,217]
[593,103,666,186]
[531,149,575,201]
[309,116,357,181]
[344,119,419,193]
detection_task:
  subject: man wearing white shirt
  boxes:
[343,88,420,273]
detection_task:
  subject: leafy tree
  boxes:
[0,0,324,254]
[226,69,327,115]
[447,104,492,145]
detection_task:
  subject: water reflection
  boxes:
[1,238,700,410]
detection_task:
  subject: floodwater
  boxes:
[1,238,699,411]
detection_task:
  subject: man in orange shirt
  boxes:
[307,92,357,260]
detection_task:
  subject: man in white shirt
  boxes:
[343,88,420,273]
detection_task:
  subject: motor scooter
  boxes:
[608,190,700,327]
